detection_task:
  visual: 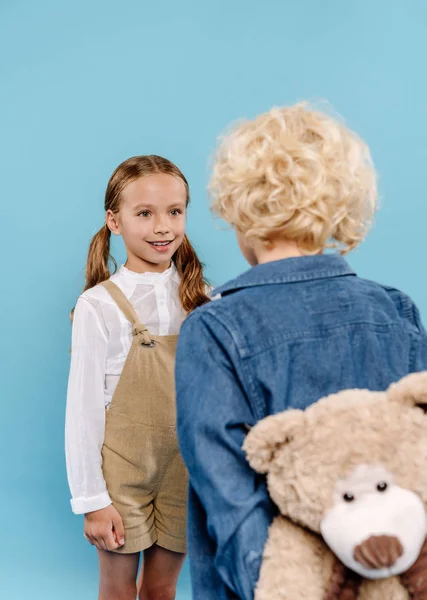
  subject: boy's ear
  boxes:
[387,371,427,412]
[242,410,304,474]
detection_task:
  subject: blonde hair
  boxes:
[72,155,209,318]
[209,102,377,254]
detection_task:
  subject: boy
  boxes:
[175,103,427,599]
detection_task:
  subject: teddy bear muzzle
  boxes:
[320,466,427,580]
[353,535,404,570]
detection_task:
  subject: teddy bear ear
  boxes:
[387,371,427,412]
[242,410,304,474]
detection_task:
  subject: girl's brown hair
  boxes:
[80,155,210,313]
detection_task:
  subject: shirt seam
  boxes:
[239,320,407,359]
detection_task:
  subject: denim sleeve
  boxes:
[175,310,274,599]
[382,286,427,372]
[394,291,427,372]
[408,302,427,372]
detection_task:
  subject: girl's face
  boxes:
[107,173,187,272]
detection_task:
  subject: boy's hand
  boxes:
[84,505,125,551]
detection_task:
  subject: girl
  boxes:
[65,155,210,600]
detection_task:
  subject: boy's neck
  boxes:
[254,238,305,265]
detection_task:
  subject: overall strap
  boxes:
[102,280,153,346]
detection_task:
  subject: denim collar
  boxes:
[213,254,356,296]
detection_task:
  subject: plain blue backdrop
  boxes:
[1,1,427,598]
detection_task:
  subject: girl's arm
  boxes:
[65,296,112,514]
[175,310,274,600]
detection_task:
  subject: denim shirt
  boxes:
[175,255,427,600]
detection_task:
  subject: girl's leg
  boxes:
[98,549,140,600]
[137,560,144,595]
[138,545,186,600]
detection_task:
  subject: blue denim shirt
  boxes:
[175,255,427,600]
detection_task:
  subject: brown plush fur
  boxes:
[243,372,427,600]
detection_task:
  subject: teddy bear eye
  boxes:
[377,482,388,492]
[343,492,355,502]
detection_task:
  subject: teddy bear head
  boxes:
[243,372,427,579]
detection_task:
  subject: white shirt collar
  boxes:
[118,262,178,285]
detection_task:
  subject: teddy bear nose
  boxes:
[353,535,404,570]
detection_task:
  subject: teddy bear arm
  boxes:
[357,578,409,600]
[255,516,335,600]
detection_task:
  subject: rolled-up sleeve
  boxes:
[175,310,274,599]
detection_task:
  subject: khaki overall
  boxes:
[101,280,188,554]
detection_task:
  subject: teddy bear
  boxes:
[243,372,427,600]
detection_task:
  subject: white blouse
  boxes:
[65,263,187,515]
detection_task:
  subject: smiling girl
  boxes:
[65,155,210,600]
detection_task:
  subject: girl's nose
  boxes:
[153,220,171,234]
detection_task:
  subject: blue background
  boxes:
[1,1,426,598]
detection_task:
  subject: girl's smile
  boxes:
[147,239,175,251]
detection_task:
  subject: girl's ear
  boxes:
[106,209,121,236]
[242,409,304,474]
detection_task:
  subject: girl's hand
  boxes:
[84,505,125,551]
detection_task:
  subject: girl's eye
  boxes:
[138,211,151,217]
[170,209,182,216]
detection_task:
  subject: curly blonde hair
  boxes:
[209,103,377,254]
